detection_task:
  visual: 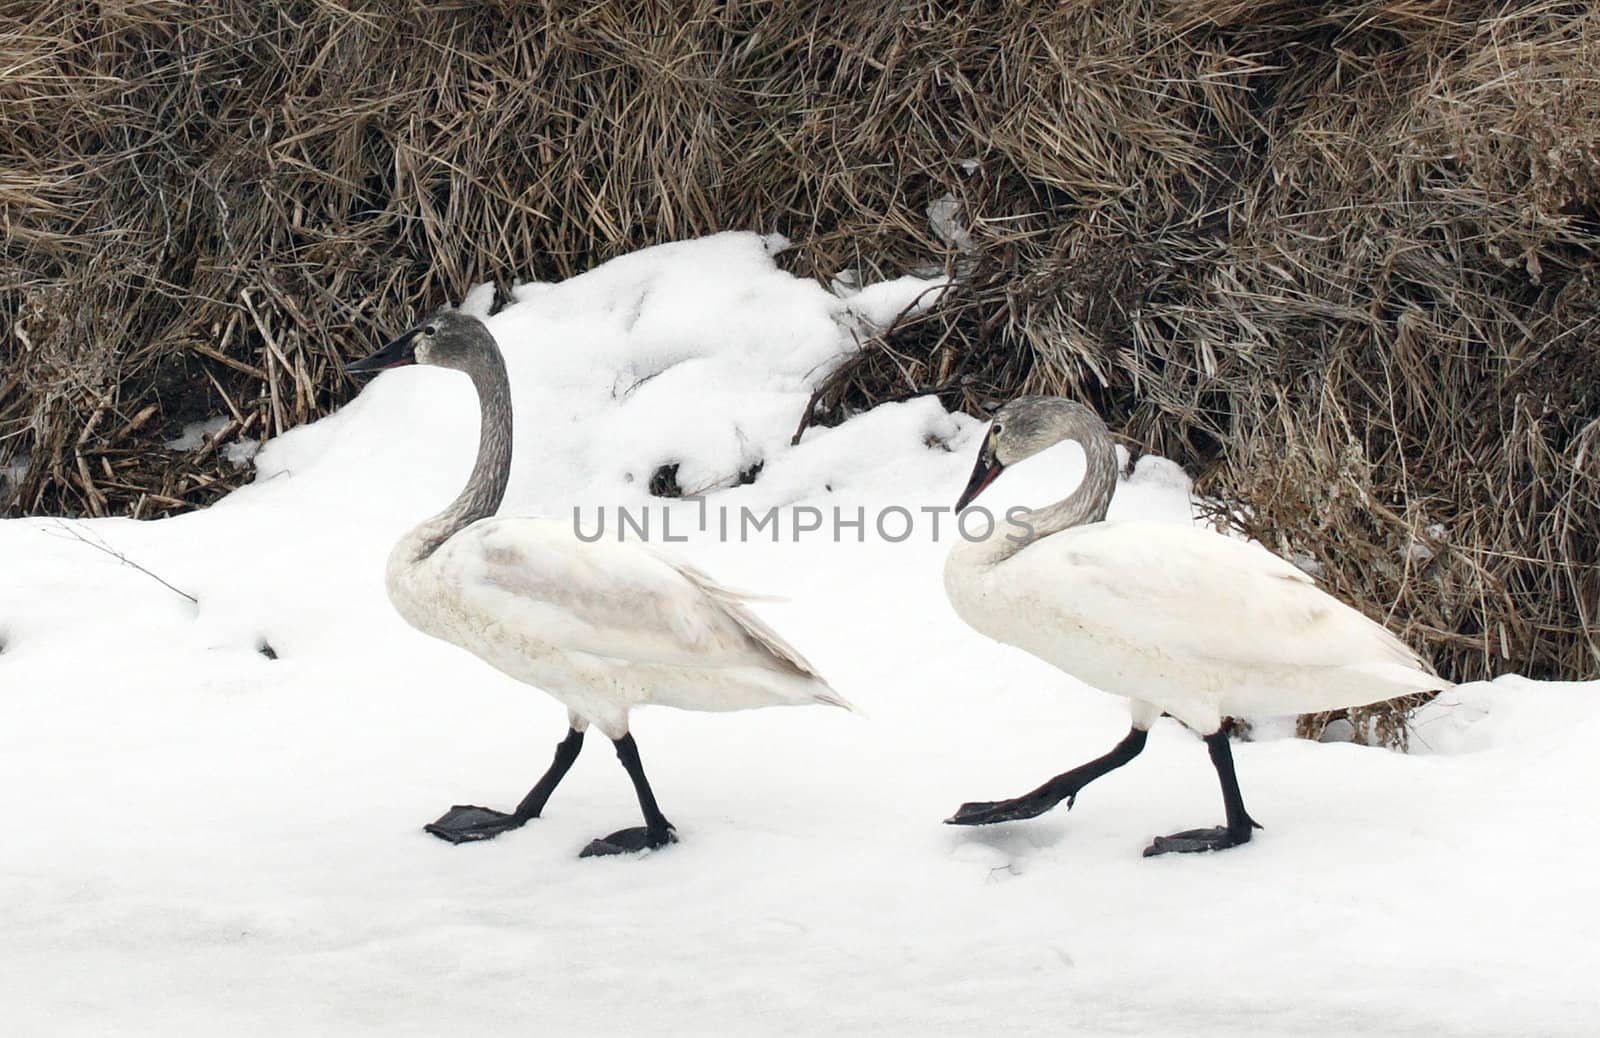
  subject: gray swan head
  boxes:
[955,396,1111,512]
[347,310,499,376]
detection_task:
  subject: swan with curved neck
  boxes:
[349,311,849,858]
[943,396,1448,855]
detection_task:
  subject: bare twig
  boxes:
[46,520,198,605]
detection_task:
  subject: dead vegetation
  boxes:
[2,1,1597,708]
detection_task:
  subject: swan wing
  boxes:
[432,517,825,679]
[1016,520,1435,675]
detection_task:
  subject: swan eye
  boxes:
[991,422,1004,438]
[423,324,438,337]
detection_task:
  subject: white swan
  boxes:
[942,396,1447,855]
[348,311,848,857]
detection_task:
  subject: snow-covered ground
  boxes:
[2,233,1595,1036]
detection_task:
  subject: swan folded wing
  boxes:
[1024,521,1437,677]
[664,558,826,679]
[437,520,822,677]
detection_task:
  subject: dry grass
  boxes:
[2,1,1597,723]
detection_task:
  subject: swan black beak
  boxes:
[347,329,420,374]
[955,441,1004,511]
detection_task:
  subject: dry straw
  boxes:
[3,1,1597,728]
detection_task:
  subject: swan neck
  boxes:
[413,351,514,560]
[985,420,1118,565]
[1028,425,1117,536]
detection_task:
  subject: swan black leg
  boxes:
[945,725,1149,826]
[580,734,677,858]
[425,726,586,844]
[1143,729,1263,856]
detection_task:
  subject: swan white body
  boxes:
[388,516,845,740]
[946,519,1443,735]
[349,310,844,855]
[942,395,1446,854]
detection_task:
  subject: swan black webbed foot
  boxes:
[945,791,1070,826]
[425,805,531,844]
[580,733,679,859]
[1142,731,1262,856]
[944,724,1149,828]
[578,824,678,858]
[424,725,586,845]
[1142,825,1251,857]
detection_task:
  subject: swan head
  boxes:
[347,311,497,375]
[955,396,1105,511]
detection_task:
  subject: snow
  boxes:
[838,273,951,333]
[166,417,260,467]
[2,232,1597,1036]
[164,416,231,451]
